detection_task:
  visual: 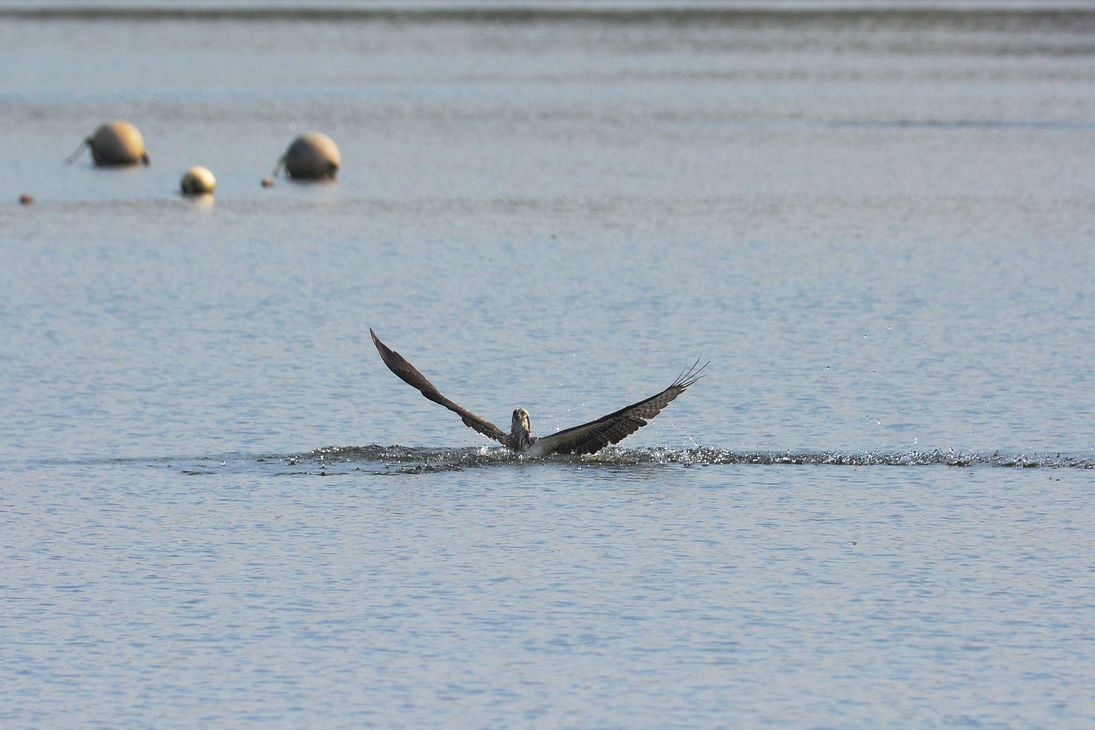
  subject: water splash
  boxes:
[42,446,1095,476]
[296,445,1094,474]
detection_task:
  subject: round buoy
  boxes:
[180,166,216,196]
[261,177,275,188]
[19,193,34,205]
[67,120,150,167]
[273,131,340,181]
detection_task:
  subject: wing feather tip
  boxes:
[370,327,388,356]
[673,358,710,389]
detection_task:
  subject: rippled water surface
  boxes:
[2,2,1094,727]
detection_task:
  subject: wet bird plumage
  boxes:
[370,328,705,456]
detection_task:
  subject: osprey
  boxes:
[370,328,706,456]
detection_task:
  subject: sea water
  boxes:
[1,3,1094,726]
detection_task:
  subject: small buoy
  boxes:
[180,166,216,196]
[19,193,34,205]
[67,120,150,167]
[261,177,274,188]
[272,131,340,181]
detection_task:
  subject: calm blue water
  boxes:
[2,2,1094,727]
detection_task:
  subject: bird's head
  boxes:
[511,408,532,436]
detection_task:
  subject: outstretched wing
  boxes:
[530,360,707,456]
[370,328,508,446]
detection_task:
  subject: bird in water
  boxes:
[370,328,706,456]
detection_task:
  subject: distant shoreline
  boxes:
[3,2,1095,28]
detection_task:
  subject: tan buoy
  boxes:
[67,120,150,167]
[19,193,35,205]
[180,166,216,196]
[272,131,340,181]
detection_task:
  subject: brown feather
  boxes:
[530,360,707,456]
[371,327,705,455]
[370,329,509,446]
